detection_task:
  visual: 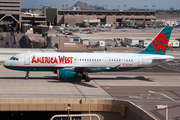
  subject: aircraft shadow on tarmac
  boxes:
[91,76,154,82]
[0,76,97,88]
[0,76,57,80]
[47,79,97,88]
[0,76,154,82]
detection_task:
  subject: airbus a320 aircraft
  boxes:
[3,27,174,82]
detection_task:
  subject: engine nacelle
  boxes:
[57,69,82,79]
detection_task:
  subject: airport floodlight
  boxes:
[156,105,168,120]
[124,5,126,11]
[65,106,71,120]
[144,5,148,10]
[156,105,167,109]
[65,106,71,110]
[152,5,156,10]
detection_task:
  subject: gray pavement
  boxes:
[0,62,180,120]
[0,66,112,99]
[0,65,180,120]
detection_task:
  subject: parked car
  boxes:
[107,42,113,46]
[13,42,17,45]
[80,31,87,34]
[65,32,73,35]
[5,42,9,45]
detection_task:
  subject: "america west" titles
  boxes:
[31,56,73,64]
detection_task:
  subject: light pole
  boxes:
[118,5,119,10]
[56,34,61,50]
[124,5,126,11]
[156,105,168,120]
[144,5,148,11]
[65,106,71,120]
[152,5,156,10]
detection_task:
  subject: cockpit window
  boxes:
[10,57,19,61]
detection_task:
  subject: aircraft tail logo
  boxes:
[139,27,173,55]
[152,33,168,52]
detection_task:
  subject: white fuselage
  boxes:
[3,52,174,72]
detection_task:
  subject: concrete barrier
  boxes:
[0,99,157,120]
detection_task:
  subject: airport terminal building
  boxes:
[48,9,156,27]
[0,0,156,30]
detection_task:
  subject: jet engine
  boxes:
[57,69,82,79]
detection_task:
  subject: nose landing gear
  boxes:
[25,71,29,79]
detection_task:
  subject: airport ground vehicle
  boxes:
[3,27,174,82]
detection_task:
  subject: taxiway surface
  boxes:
[0,64,180,120]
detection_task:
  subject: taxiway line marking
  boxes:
[148,90,176,102]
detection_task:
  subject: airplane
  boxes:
[136,17,146,28]
[3,27,174,82]
[122,17,146,29]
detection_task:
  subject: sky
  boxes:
[21,0,180,10]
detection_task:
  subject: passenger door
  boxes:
[24,54,30,65]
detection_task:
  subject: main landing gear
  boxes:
[25,71,29,80]
[82,74,91,82]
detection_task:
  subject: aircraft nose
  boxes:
[3,61,9,67]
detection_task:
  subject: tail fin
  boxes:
[139,27,173,55]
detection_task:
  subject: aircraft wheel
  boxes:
[25,76,28,80]
[85,77,90,82]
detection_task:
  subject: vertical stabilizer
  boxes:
[139,27,173,55]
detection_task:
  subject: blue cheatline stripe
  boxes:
[88,67,142,73]
[4,66,59,71]
[139,27,173,55]
[5,66,142,72]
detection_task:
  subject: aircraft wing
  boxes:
[55,65,107,72]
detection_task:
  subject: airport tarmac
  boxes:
[0,60,180,120]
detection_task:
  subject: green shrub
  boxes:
[0,27,3,33]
